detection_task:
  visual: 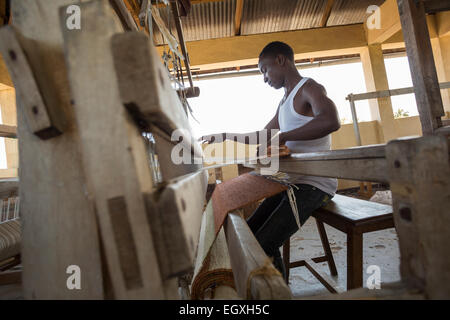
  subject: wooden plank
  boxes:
[304,259,341,294]
[320,0,335,28]
[234,0,244,35]
[0,124,17,138]
[387,135,450,299]
[224,212,292,299]
[0,26,62,139]
[0,270,21,285]
[397,0,444,134]
[254,157,388,183]
[151,126,202,181]
[289,144,386,161]
[149,170,208,279]
[60,0,168,299]
[9,0,105,299]
[109,0,139,31]
[317,194,392,224]
[111,31,202,158]
[0,178,18,198]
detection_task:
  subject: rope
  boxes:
[246,258,282,299]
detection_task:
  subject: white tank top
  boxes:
[278,77,338,196]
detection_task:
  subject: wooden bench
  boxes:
[283,194,394,291]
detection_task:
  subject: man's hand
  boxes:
[198,133,225,144]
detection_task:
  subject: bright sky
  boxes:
[188,55,418,139]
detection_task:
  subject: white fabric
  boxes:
[278,77,338,196]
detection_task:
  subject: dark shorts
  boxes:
[246,184,332,259]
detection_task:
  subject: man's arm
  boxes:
[279,81,340,145]
[199,106,280,145]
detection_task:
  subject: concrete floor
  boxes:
[287,217,401,298]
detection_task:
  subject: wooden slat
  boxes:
[111,31,202,159]
[152,129,202,181]
[0,178,18,198]
[11,0,104,299]
[234,0,244,35]
[320,0,335,28]
[149,170,208,279]
[317,194,392,224]
[0,26,62,139]
[0,124,16,139]
[254,157,388,183]
[109,0,139,31]
[289,144,386,161]
[397,0,445,134]
[387,135,450,299]
[224,212,292,299]
[60,0,170,299]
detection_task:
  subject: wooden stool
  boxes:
[283,194,394,292]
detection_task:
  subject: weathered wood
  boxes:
[0,124,16,139]
[289,145,386,160]
[109,0,139,31]
[11,0,104,299]
[387,135,450,299]
[60,0,167,299]
[259,157,389,183]
[224,212,292,299]
[149,170,207,279]
[0,26,62,139]
[111,32,200,153]
[0,270,21,285]
[234,0,244,35]
[397,0,444,134]
[0,178,18,198]
[191,201,236,300]
[152,127,202,181]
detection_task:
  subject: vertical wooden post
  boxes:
[387,136,450,298]
[397,0,444,134]
[8,0,104,299]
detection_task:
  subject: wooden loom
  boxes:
[0,0,448,300]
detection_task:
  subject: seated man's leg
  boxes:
[246,192,284,235]
[250,185,332,278]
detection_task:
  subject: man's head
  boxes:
[258,41,295,89]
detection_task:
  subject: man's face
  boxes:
[258,55,284,89]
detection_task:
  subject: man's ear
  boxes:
[276,54,286,66]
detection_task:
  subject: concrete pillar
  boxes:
[431,36,450,117]
[360,44,398,142]
[0,88,18,172]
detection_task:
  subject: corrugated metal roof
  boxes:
[154,0,236,45]
[327,0,385,26]
[241,0,327,35]
[153,0,387,45]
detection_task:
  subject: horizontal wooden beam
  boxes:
[250,145,389,183]
[157,24,367,70]
[0,177,19,198]
[0,124,17,138]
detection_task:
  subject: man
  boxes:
[200,41,340,278]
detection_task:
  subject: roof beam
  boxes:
[320,0,335,28]
[234,0,244,36]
